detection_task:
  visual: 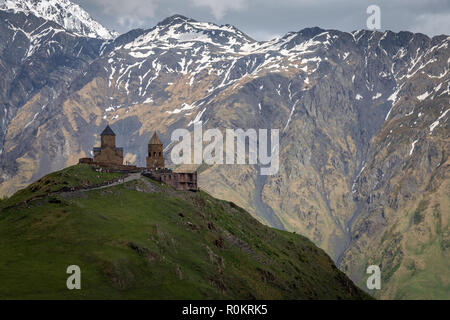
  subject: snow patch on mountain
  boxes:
[409,139,419,155]
[417,91,430,101]
[429,109,449,133]
[0,0,117,39]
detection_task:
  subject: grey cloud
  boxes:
[191,0,247,20]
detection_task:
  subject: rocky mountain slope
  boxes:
[0,2,448,299]
[0,164,370,299]
[0,0,117,39]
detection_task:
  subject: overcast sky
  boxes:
[73,0,450,40]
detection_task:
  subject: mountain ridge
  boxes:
[0,0,118,39]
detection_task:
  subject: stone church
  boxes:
[146,132,165,170]
[93,125,124,165]
[79,125,198,191]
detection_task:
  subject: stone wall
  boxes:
[143,170,198,191]
[78,158,140,173]
[93,147,123,165]
[146,144,164,169]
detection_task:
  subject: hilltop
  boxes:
[0,164,370,299]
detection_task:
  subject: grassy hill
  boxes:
[0,165,371,299]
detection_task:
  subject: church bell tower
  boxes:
[146,132,164,170]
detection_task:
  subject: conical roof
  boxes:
[149,131,162,144]
[101,125,115,136]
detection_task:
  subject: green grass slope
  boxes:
[0,164,124,207]
[0,165,371,299]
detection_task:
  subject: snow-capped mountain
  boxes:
[0,12,448,299]
[0,0,117,39]
[133,14,255,50]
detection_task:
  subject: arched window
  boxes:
[159,152,161,156]
[154,152,156,156]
